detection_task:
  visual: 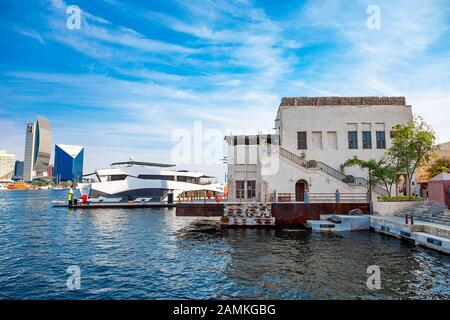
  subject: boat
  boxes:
[51,200,68,207]
[6,182,29,190]
[77,159,225,203]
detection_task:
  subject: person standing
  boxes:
[68,188,73,206]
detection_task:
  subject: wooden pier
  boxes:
[67,203,176,209]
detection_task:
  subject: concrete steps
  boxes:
[394,202,450,226]
[306,214,370,231]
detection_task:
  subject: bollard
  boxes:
[304,191,310,203]
[405,214,408,225]
[335,189,340,203]
[410,215,414,225]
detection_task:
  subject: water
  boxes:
[0,190,449,300]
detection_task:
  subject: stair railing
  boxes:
[279,146,389,197]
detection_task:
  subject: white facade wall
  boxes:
[0,150,16,181]
[226,97,414,202]
[277,104,413,177]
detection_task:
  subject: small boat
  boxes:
[7,182,29,190]
[39,185,51,190]
[51,200,68,207]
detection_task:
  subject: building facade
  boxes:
[226,97,413,202]
[13,160,24,180]
[23,117,53,181]
[54,144,84,182]
[0,150,16,181]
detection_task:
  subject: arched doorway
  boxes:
[295,180,308,202]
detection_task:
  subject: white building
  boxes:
[0,150,16,181]
[23,117,52,181]
[226,97,413,202]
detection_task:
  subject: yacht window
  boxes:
[138,175,174,181]
[110,174,128,181]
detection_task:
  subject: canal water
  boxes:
[0,190,448,299]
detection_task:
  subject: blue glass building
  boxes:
[13,160,24,180]
[54,144,84,182]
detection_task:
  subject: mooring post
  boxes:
[304,191,310,203]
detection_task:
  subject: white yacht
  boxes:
[77,159,225,203]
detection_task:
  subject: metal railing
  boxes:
[279,146,390,197]
[271,192,368,203]
[279,147,307,167]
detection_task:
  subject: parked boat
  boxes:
[6,182,29,190]
[77,159,225,203]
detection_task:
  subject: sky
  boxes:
[0,0,449,179]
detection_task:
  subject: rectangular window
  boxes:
[327,131,337,150]
[236,180,245,199]
[376,131,386,149]
[312,131,323,149]
[247,180,256,199]
[348,131,358,149]
[362,131,372,149]
[297,131,307,149]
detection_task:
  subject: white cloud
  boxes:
[15,27,46,44]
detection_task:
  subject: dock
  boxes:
[68,202,176,209]
[175,201,369,227]
[370,215,450,254]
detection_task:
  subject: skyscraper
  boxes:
[14,160,24,180]
[23,117,52,181]
[54,144,84,182]
[23,122,35,181]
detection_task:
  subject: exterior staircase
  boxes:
[279,146,390,196]
[394,202,450,226]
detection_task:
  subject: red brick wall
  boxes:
[271,203,370,227]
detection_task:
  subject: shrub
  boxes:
[377,196,421,202]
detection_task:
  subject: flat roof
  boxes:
[279,96,406,107]
[110,160,175,167]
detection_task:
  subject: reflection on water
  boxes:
[0,190,448,299]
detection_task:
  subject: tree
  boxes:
[427,158,450,178]
[343,157,396,195]
[387,116,438,196]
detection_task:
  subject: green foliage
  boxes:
[343,157,396,194]
[378,196,421,202]
[427,157,450,178]
[387,115,438,196]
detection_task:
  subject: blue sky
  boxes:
[1,0,450,177]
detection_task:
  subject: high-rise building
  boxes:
[54,144,84,182]
[13,160,24,180]
[47,164,54,178]
[23,122,35,181]
[0,150,16,181]
[23,117,52,181]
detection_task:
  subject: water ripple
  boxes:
[0,190,449,299]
